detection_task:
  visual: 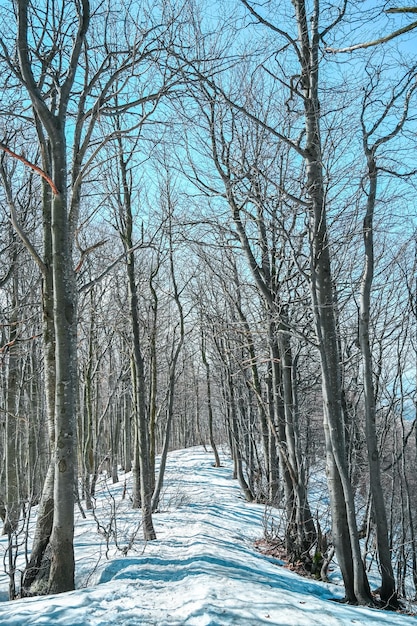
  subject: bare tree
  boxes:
[357,62,417,608]
[152,187,186,512]
[112,130,156,540]
[1,0,92,593]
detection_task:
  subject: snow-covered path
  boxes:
[0,447,416,625]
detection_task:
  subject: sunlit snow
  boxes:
[0,447,416,625]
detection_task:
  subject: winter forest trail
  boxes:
[0,447,416,625]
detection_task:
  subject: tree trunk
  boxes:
[22,182,56,594]
[123,393,132,473]
[15,0,89,594]
[122,170,156,541]
[292,0,372,603]
[148,270,158,493]
[227,367,254,502]
[201,332,221,468]
[47,174,78,594]
[152,201,185,510]
[4,272,20,538]
[359,145,397,607]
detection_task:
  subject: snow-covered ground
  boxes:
[0,446,416,625]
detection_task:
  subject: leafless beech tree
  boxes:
[0,0,184,593]
[357,61,417,608]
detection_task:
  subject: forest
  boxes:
[0,0,416,611]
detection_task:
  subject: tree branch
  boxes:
[0,142,59,196]
[0,159,47,275]
[326,20,417,53]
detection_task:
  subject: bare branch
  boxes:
[74,239,108,273]
[239,0,301,63]
[0,158,46,275]
[0,141,59,196]
[326,20,417,53]
[386,7,417,15]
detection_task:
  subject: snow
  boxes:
[0,446,416,625]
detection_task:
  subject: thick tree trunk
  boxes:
[292,0,372,604]
[15,0,90,594]
[48,170,78,594]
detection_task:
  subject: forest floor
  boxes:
[0,446,416,625]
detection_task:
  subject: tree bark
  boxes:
[16,0,89,593]
[22,180,56,594]
[118,140,156,540]
[201,332,221,468]
[291,0,372,604]
[4,257,20,539]
[359,142,397,607]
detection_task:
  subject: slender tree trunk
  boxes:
[22,183,56,594]
[4,272,20,538]
[266,371,279,504]
[152,202,185,509]
[277,311,316,556]
[120,158,156,540]
[234,303,271,495]
[201,332,221,468]
[82,303,95,510]
[123,393,132,473]
[4,270,20,600]
[130,357,141,508]
[359,146,397,607]
[269,325,295,526]
[148,269,159,492]
[227,366,254,502]
[152,380,175,512]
